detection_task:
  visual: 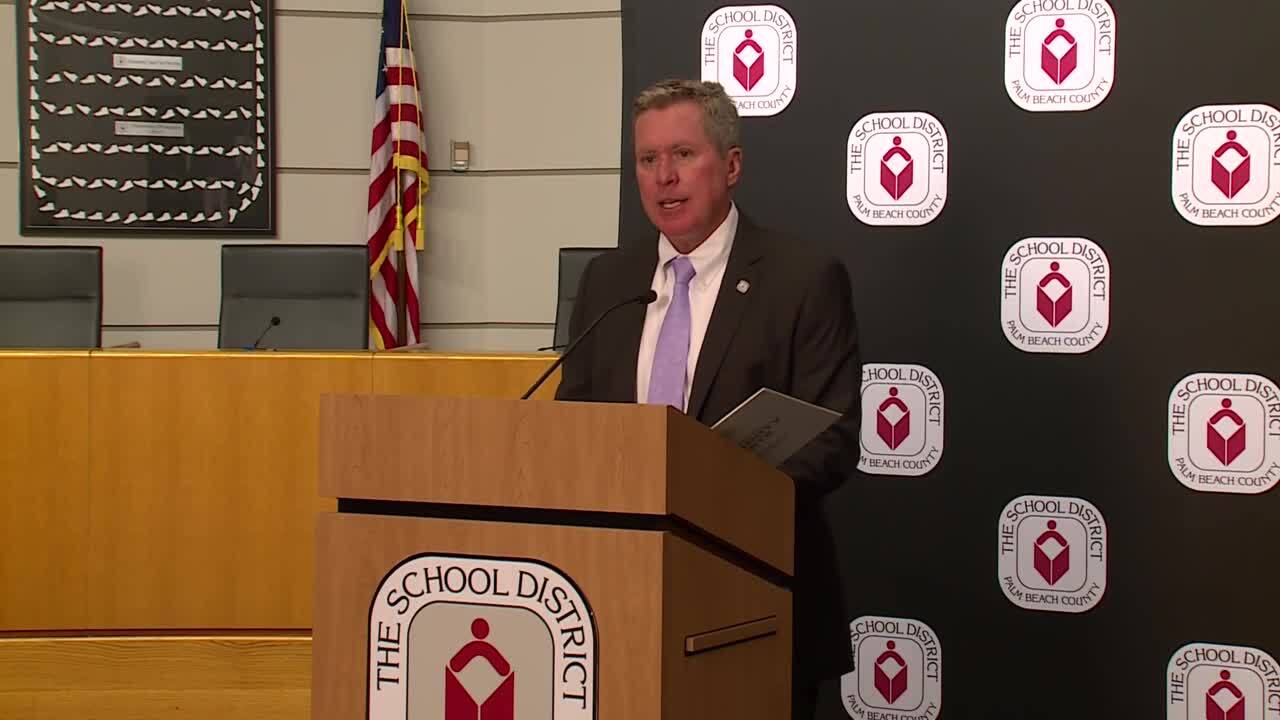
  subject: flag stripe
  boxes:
[370,115,391,154]
[386,103,421,125]
[367,163,395,212]
[384,67,417,87]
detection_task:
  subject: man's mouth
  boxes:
[658,199,686,210]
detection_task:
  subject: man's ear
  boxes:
[726,146,743,188]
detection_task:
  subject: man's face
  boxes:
[633,101,741,251]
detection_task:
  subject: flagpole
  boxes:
[401,0,421,348]
[392,0,408,347]
[395,248,407,344]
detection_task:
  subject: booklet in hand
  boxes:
[709,387,841,467]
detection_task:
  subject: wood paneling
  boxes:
[0,351,571,631]
[662,533,791,719]
[0,350,790,718]
[312,517,789,719]
[318,395,669,513]
[372,351,558,398]
[86,351,371,629]
[0,351,90,625]
[319,394,794,574]
[0,635,310,720]
[313,512,665,720]
[0,352,90,630]
[667,409,795,574]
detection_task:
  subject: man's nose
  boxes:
[655,157,677,185]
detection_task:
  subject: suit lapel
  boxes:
[687,215,766,421]
[607,245,657,403]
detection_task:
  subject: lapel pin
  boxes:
[736,279,750,294]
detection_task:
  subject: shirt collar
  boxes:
[657,203,738,288]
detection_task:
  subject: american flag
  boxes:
[367,0,429,350]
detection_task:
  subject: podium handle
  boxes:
[684,616,778,656]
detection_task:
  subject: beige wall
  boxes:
[0,0,622,351]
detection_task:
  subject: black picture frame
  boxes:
[15,0,276,235]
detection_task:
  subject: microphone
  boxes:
[520,289,657,400]
[248,315,281,350]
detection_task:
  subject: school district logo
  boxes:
[1167,643,1280,720]
[368,554,597,720]
[841,615,942,719]
[847,112,949,226]
[998,495,1107,613]
[1168,373,1280,495]
[1000,237,1110,354]
[1172,103,1280,226]
[701,5,797,117]
[859,364,944,476]
[1004,0,1116,111]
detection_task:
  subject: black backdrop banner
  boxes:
[618,2,1280,718]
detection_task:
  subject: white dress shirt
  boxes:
[636,203,738,408]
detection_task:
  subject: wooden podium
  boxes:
[312,394,796,720]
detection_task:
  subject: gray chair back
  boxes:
[218,245,369,350]
[0,245,103,349]
[552,247,608,349]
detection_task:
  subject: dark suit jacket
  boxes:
[555,211,862,692]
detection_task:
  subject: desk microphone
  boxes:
[249,315,281,350]
[520,290,657,400]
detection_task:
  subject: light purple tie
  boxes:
[647,256,696,411]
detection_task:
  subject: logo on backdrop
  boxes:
[847,112,949,226]
[841,615,942,719]
[1167,373,1280,495]
[368,554,597,720]
[1172,103,1280,227]
[1000,237,1111,354]
[998,495,1107,613]
[1004,0,1116,112]
[701,5,797,117]
[1167,643,1280,720]
[859,364,944,476]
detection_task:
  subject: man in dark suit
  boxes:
[554,78,861,718]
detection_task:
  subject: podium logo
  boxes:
[1168,373,1280,495]
[1001,237,1111,354]
[859,364,944,477]
[368,554,597,720]
[701,5,797,117]
[1167,643,1280,720]
[447,618,515,720]
[998,495,1107,613]
[841,615,942,719]
[847,112,949,226]
[1173,104,1280,227]
[1004,0,1116,112]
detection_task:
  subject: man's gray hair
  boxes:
[632,79,740,155]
